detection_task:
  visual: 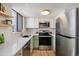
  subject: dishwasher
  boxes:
[22,40,31,56]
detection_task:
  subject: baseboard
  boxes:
[39,45,51,50]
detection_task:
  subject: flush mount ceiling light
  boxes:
[41,10,50,15]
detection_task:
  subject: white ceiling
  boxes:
[10,3,79,18]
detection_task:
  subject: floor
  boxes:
[32,49,55,56]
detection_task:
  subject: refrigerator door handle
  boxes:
[56,34,76,39]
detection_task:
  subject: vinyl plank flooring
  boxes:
[32,49,55,56]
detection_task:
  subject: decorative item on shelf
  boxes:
[0,19,12,28]
[0,23,12,28]
[2,6,5,12]
[1,5,4,12]
[7,20,12,25]
[2,19,12,25]
[0,3,5,12]
[0,3,13,18]
[0,33,5,44]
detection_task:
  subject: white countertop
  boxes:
[0,32,33,56]
[0,32,54,56]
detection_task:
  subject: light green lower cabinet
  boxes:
[30,35,39,54]
[30,37,33,53]
[51,37,53,50]
[51,36,56,52]
[33,36,39,49]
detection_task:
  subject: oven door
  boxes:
[39,36,51,50]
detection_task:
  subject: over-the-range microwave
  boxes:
[39,22,50,28]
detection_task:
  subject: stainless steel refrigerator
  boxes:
[56,8,79,56]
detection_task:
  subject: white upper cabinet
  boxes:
[25,17,39,28]
[39,18,50,22]
[24,17,55,28]
[26,18,35,28]
[34,18,39,28]
[50,19,56,28]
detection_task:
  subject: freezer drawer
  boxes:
[56,35,75,56]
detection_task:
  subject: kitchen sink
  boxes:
[22,35,31,38]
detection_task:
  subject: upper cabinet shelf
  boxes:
[0,11,13,18]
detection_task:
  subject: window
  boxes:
[12,9,23,32]
[17,13,23,32]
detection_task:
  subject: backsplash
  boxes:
[25,28,39,34]
[22,28,55,35]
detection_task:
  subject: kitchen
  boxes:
[0,3,56,56]
[0,3,79,56]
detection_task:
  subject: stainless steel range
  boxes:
[39,30,52,50]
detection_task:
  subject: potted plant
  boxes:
[0,33,5,44]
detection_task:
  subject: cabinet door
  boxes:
[50,19,56,28]
[50,19,53,28]
[51,37,53,50]
[33,36,39,48]
[30,37,33,53]
[53,19,56,28]
[51,35,56,52]
[26,18,35,28]
[34,18,39,28]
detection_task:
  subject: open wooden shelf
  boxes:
[0,11,13,18]
[0,23,12,28]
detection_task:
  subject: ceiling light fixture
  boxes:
[41,10,50,15]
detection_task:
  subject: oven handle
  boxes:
[39,36,52,37]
